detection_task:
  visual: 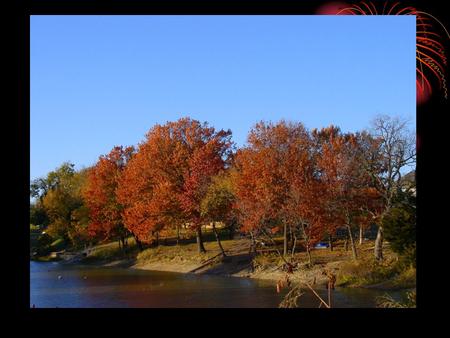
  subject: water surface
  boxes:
[30,261,407,308]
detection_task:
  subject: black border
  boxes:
[12,0,448,327]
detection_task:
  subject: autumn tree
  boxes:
[69,203,91,248]
[30,162,75,202]
[362,116,416,260]
[314,127,371,260]
[84,146,135,250]
[234,121,319,262]
[353,132,385,245]
[30,162,77,233]
[30,200,49,228]
[117,118,233,253]
[232,147,267,254]
[117,124,184,246]
[234,122,289,258]
[286,139,325,264]
[200,170,236,257]
[178,126,233,253]
[38,163,90,246]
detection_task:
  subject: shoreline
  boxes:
[55,250,331,286]
[34,238,415,292]
[55,253,412,292]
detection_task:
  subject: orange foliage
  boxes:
[84,146,134,241]
[116,118,233,243]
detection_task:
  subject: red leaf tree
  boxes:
[313,127,382,259]
[116,118,233,253]
[84,146,135,249]
[234,120,321,261]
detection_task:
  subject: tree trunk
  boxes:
[288,225,295,252]
[283,221,288,257]
[196,227,206,253]
[346,224,358,260]
[374,225,383,260]
[133,234,143,251]
[306,243,312,266]
[228,221,235,240]
[344,236,348,251]
[359,225,363,245]
[300,222,312,265]
[249,231,257,254]
[212,222,226,257]
[176,225,180,245]
[329,234,333,252]
[291,234,297,258]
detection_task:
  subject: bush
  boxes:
[337,256,400,286]
[37,233,53,248]
[337,253,416,288]
[382,195,416,266]
[30,202,49,228]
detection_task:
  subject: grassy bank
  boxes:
[80,235,242,271]
[337,257,416,289]
[73,233,415,291]
[30,226,68,261]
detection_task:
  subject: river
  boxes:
[30,261,407,308]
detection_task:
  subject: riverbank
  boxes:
[66,236,415,292]
[33,260,407,308]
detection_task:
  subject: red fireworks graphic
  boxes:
[318,1,449,104]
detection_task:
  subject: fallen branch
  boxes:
[305,283,330,308]
[279,284,304,308]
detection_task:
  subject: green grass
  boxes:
[336,254,416,289]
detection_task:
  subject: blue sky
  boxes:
[31,15,416,180]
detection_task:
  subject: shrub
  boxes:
[337,256,400,286]
[382,198,416,267]
[37,233,53,248]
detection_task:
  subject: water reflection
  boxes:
[30,261,408,308]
